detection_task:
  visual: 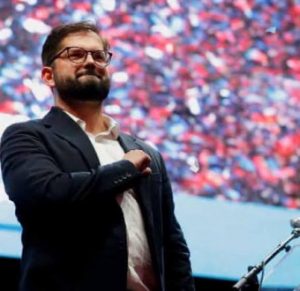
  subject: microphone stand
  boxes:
[233,228,300,290]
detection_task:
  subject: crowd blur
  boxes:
[1,0,300,208]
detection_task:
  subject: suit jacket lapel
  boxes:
[118,133,140,152]
[118,133,153,220]
[119,133,161,277]
[42,107,100,169]
[119,133,157,259]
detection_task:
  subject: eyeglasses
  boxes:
[49,47,113,67]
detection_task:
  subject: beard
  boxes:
[54,71,110,103]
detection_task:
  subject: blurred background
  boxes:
[1,0,300,290]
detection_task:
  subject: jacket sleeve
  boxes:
[0,123,140,210]
[159,154,195,291]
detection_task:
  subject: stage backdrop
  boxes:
[1,0,300,289]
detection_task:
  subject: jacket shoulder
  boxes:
[1,119,43,140]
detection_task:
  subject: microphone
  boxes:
[233,217,300,290]
[291,217,300,229]
[290,217,300,239]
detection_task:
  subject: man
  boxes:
[0,22,195,291]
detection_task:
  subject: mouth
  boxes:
[77,72,101,79]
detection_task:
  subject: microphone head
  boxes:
[290,217,300,229]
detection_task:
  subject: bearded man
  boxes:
[0,22,195,291]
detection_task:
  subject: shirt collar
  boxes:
[64,110,120,140]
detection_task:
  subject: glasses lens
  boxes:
[68,48,86,63]
[93,51,111,65]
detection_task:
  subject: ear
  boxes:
[41,66,55,87]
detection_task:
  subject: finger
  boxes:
[141,167,152,176]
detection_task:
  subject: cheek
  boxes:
[53,72,68,86]
[96,66,109,75]
[55,61,77,74]
[54,67,76,81]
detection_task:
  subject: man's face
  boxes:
[50,31,110,103]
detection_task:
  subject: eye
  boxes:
[92,51,107,62]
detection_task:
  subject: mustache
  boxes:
[77,70,101,78]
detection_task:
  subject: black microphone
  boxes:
[233,218,300,290]
[290,217,300,229]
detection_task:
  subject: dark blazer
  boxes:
[0,107,195,291]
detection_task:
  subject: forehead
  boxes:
[59,30,104,50]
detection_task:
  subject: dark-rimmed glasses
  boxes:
[49,47,113,68]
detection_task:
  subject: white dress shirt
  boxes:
[65,111,157,291]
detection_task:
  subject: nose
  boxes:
[84,52,96,65]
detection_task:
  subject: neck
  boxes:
[55,98,107,134]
